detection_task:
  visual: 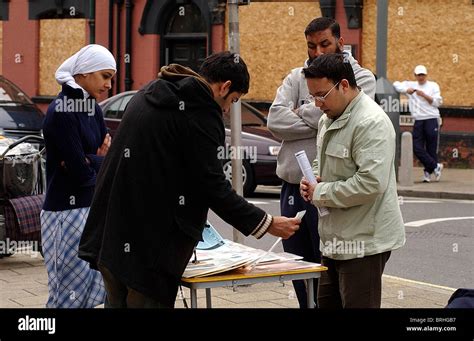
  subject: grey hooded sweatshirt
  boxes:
[267,52,376,184]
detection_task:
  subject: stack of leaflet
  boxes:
[183,222,303,278]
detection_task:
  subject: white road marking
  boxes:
[405,216,474,227]
[383,274,456,292]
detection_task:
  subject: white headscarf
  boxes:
[55,44,116,98]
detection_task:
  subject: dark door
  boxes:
[167,39,206,72]
[162,2,208,72]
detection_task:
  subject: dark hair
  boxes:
[199,51,250,94]
[304,17,340,39]
[303,53,357,88]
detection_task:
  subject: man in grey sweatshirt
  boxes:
[267,17,376,308]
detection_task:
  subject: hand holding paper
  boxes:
[246,210,306,271]
[295,150,329,217]
[299,178,314,202]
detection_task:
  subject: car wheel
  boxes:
[222,160,256,197]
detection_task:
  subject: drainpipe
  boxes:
[124,0,133,91]
[89,0,95,43]
[116,0,123,93]
[108,0,114,96]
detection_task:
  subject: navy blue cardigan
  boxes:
[42,85,106,211]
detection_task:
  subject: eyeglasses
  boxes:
[313,81,340,106]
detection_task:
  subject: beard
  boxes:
[307,42,344,64]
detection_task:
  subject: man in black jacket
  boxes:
[79,52,300,308]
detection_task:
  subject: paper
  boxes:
[295,210,306,220]
[295,150,329,217]
[247,210,306,270]
[316,205,330,217]
[295,150,317,184]
[246,237,282,271]
[245,260,322,274]
[182,219,310,278]
[183,241,256,278]
[183,238,303,278]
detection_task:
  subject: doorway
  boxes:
[162,2,208,72]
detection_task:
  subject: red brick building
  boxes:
[0,0,369,108]
[1,0,472,167]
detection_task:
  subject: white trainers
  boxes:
[422,171,431,183]
[434,163,443,181]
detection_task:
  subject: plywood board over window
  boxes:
[228,2,321,102]
[362,0,474,107]
[39,19,86,96]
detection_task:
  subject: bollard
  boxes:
[399,131,413,186]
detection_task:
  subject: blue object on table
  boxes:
[196,222,225,250]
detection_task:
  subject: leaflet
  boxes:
[294,150,329,217]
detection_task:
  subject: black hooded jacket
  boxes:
[78,69,269,307]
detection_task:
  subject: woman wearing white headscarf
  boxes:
[41,44,116,308]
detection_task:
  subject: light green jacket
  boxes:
[312,91,405,260]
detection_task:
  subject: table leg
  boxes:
[205,288,212,308]
[306,278,315,308]
[190,288,198,308]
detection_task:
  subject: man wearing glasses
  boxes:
[267,17,375,308]
[299,53,405,308]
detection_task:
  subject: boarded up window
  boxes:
[39,19,86,96]
[234,2,321,101]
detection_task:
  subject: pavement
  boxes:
[0,167,471,309]
[397,167,474,200]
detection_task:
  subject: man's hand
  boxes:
[407,88,416,95]
[415,89,433,103]
[300,177,318,202]
[415,89,427,98]
[267,216,300,239]
[97,133,111,157]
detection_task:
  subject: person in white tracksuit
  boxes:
[393,65,444,183]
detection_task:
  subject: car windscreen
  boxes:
[222,103,266,128]
[0,106,43,130]
[0,79,34,106]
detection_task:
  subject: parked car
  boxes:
[99,91,281,196]
[0,76,44,139]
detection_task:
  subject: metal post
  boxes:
[205,288,212,308]
[375,0,401,179]
[228,0,244,244]
[399,132,414,186]
[306,278,315,308]
[376,0,388,78]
